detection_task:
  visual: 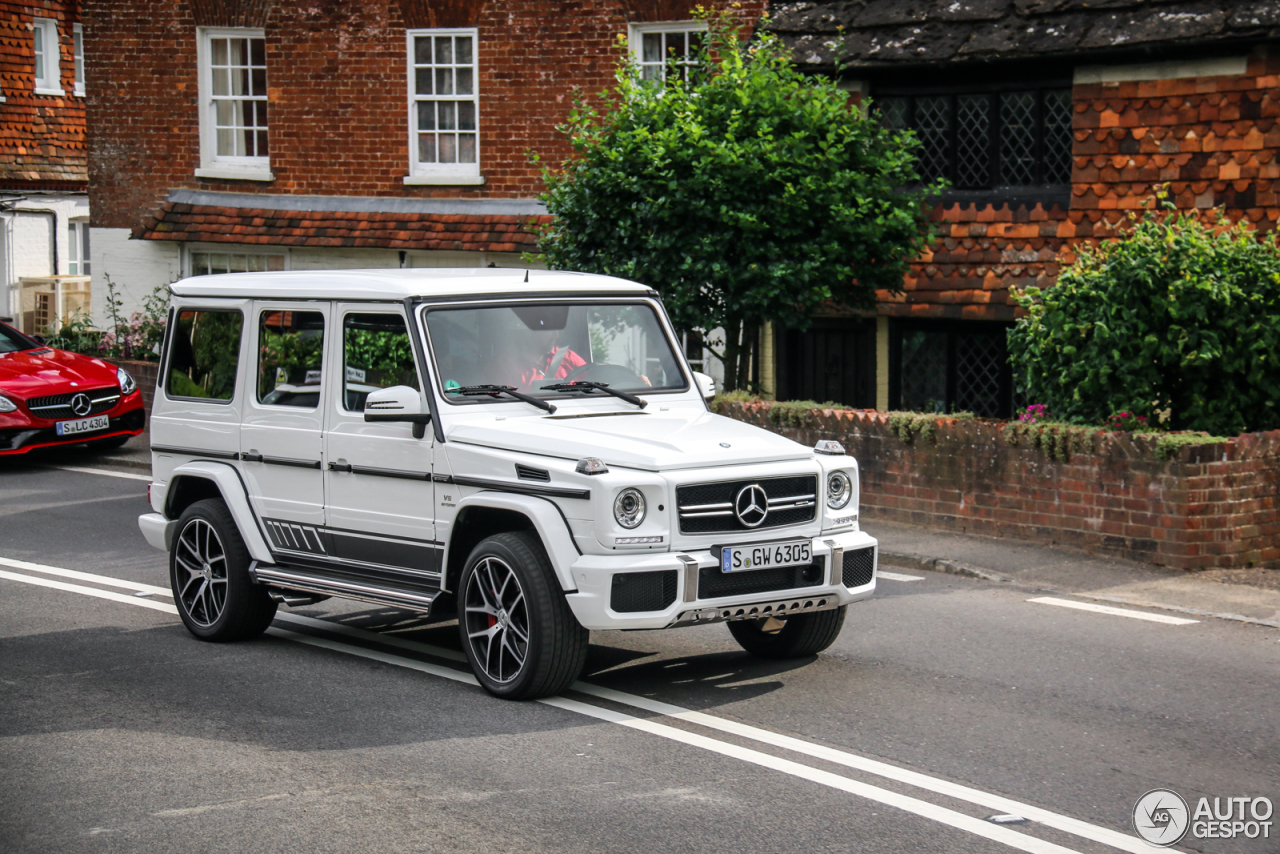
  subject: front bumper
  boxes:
[0,402,145,455]
[563,529,878,631]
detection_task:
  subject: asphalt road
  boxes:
[2,453,1277,854]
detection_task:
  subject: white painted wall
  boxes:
[1,193,90,322]
[90,228,182,323]
[289,247,399,270]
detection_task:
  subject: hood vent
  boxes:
[515,464,551,482]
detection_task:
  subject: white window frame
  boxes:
[405,28,482,186]
[33,18,64,96]
[627,20,707,83]
[72,23,84,96]
[195,27,273,182]
[185,245,290,277]
[67,220,90,276]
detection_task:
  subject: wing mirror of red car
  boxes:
[32,334,46,345]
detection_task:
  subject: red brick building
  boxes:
[1,0,91,333]
[766,0,1280,415]
[83,0,761,388]
[84,1,1280,414]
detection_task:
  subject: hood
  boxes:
[0,348,121,399]
[447,409,813,471]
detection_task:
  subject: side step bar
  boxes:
[249,562,438,614]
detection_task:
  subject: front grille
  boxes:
[843,547,875,588]
[698,556,826,600]
[677,475,817,534]
[610,570,678,613]
[26,386,121,419]
[0,408,144,451]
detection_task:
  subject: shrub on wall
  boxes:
[1008,207,1280,436]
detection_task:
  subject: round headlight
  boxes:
[117,367,137,396]
[0,393,16,413]
[826,471,853,510]
[613,488,646,529]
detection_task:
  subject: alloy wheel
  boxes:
[463,556,530,684]
[174,518,229,627]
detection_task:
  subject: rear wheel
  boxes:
[170,498,277,641]
[459,532,588,700]
[727,606,847,658]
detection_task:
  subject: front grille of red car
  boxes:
[26,387,121,418]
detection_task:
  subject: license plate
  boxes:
[721,539,812,573]
[56,414,110,436]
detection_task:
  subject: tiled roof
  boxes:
[768,0,1280,70]
[134,198,552,253]
[0,4,87,185]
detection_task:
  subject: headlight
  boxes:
[826,471,853,510]
[117,367,137,395]
[613,488,646,529]
[0,393,16,413]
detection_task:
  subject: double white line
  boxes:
[0,555,1149,854]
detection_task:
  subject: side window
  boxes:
[257,310,325,408]
[166,309,243,401]
[343,313,420,412]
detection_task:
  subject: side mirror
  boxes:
[692,371,716,400]
[364,385,432,439]
[32,334,47,345]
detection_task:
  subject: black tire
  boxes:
[458,531,588,700]
[170,498,277,642]
[727,605,847,658]
[90,434,130,450]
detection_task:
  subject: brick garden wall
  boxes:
[722,402,1280,571]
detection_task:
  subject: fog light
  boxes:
[615,536,663,545]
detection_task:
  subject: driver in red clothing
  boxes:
[521,341,587,385]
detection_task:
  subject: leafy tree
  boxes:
[1008,206,1280,436]
[535,12,935,390]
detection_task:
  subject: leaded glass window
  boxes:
[877,87,1073,190]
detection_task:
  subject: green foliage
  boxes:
[710,389,760,413]
[1009,206,1280,436]
[41,310,102,355]
[1148,432,1230,461]
[345,328,416,384]
[886,410,974,445]
[766,399,851,428]
[1003,420,1098,462]
[535,12,937,391]
[258,327,323,399]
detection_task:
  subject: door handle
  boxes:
[242,452,264,462]
[328,461,353,472]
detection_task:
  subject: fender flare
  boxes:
[166,461,274,563]
[445,492,580,592]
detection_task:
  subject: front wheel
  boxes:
[727,606,847,658]
[459,532,588,700]
[170,498,277,642]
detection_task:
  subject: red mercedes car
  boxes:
[0,320,146,456]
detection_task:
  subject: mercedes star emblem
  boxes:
[734,483,769,528]
[70,393,93,417]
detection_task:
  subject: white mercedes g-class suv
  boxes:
[138,269,878,699]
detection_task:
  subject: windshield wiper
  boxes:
[450,384,556,414]
[540,381,647,409]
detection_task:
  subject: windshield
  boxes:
[425,302,686,400]
[0,323,39,354]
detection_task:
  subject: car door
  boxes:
[322,304,440,578]
[240,302,329,557]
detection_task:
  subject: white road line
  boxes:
[571,684,1149,853]
[0,560,1128,853]
[0,557,171,596]
[273,627,1084,854]
[1028,597,1198,625]
[0,569,177,615]
[45,465,152,482]
[878,570,924,582]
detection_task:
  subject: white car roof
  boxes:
[168,268,655,302]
